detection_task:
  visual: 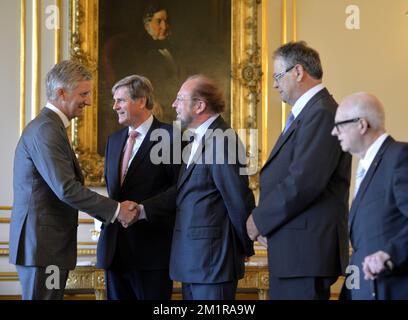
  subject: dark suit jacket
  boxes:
[143,116,255,283]
[253,88,351,278]
[10,107,117,270]
[342,136,408,299]
[96,117,180,270]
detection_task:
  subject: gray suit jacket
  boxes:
[143,116,255,284]
[9,107,118,270]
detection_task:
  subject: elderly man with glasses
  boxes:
[246,41,351,299]
[332,92,408,300]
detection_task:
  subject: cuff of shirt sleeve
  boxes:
[138,204,147,220]
[111,203,120,223]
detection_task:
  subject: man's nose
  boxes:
[85,96,92,106]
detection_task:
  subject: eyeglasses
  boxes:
[333,117,361,132]
[273,65,295,82]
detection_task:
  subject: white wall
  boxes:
[0,0,21,207]
[296,0,408,141]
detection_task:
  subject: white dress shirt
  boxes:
[357,133,389,178]
[290,83,325,119]
[187,114,220,167]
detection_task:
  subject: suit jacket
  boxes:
[253,88,351,278]
[96,117,180,270]
[9,107,117,270]
[343,136,408,299]
[143,116,255,283]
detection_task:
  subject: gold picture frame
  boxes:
[69,0,262,188]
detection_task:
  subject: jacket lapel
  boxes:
[261,88,330,172]
[177,116,224,190]
[121,117,160,187]
[42,108,85,184]
[109,128,128,193]
[349,136,394,230]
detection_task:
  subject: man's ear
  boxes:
[295,64,305,82]
[359,118,370,134]
[56,88,65,100]
[139,96,147,108]
[194,100,206,114]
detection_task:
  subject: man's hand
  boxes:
[118,200,140,228]
[362,250,392,280]
[246,214,260,241]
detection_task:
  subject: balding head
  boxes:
[339,92,385,132]
[332,92,386,158]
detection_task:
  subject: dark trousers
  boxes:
[269,276,337,300]
[182,281,238,300]
[105,269,173,300]
[16,265,69,300]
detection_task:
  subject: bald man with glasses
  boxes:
[332,92,408,300]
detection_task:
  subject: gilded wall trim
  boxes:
[55,0,62,63]
[70,0,262,188]
[0,217,94,224]
[261,0,270,165]
[0,248,96,257]
[19,0,26,134]
[32,0,41,118]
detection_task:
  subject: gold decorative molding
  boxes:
[78,218,94,224]
[0,206,12,211]
[261,0,269,165]
[292,0,297,41]
[0,217,95,224]
[0,247,96,257]
[55,0,62,63]
[0,272,19,282]
[70,0,262,187]
[32,0,41,118]
[20,0,26,134]
[280,0,297,130]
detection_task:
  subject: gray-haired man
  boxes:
[9,60,138,300]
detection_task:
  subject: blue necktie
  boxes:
[283,112,295,134]
[354,162,366,198]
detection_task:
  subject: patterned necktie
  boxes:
[354,162,366,198]
[282,111,295,134]
[120,130,138,185]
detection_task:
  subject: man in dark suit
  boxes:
[332,92,408,300]
[139,75,255,300]
[9,60,138,300]
[96,75,180,300]
[246,41,351,299]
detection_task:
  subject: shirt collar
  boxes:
[360,133,389,171]
[192,114,220,142]
[129,114,153,138]
[291,83,325,118]
[45,102,70,128]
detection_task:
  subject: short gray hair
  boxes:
[112,75,155,110]
[46,60,92,100]
[273,41,323,80]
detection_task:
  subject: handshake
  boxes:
[117,201,141,228]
